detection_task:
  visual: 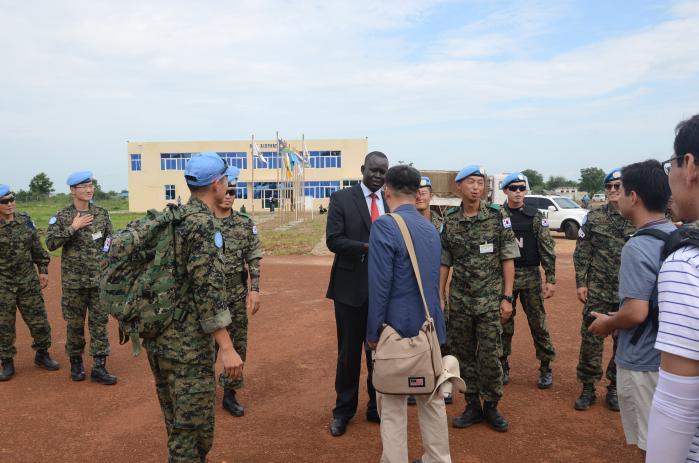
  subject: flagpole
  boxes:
[305,133,313,221]
[276,131,281,224]
[250,134,255,216]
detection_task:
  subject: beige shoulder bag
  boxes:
[372,213,444,395]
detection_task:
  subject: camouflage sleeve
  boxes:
[104,209,114,238]
[28,216,50,274]
[499,210,520,261]
[248,258,261,291]
[535,212,556,284]
[45,211,75,251]
[573,214,592,289]
[243,217,262,291]
[187,221,232,334]
[440,224,453,267]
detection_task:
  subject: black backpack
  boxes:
[630,226,699,345]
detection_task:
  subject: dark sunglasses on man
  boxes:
[661,155,680,175]
[0,195,16,205]
[225,188,236,197]
[604,183,621,191]
[507,185,527,192]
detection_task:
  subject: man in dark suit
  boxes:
[326,151,389,437]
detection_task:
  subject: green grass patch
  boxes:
[258,214,327,256]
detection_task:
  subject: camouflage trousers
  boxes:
[146,352,215,463]
[61,287,110,357]
[0,285,52,359]
[576,299,618,385]
[447,295,503,402]
[217,295,247,390]
[501,267,556,364]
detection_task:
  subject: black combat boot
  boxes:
[483,401,509,432]
[0,358,15,381]
[501,358,510,385]
[452,394,483,428]
[90,356,117,385]
[34,350,60,371]
[537,361,553,389]
[606,384,620,412]
[70,356,86,381]
[574,383,596,410]
[222,389,245,417]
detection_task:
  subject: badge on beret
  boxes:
[252,225,258,235]
[517,174,524,180]
[48,216,57,225]
[612,171,621,179]
[578,229,586,239]
[214,231,224,248]
[502,217,512,229]
[541,218,549,227]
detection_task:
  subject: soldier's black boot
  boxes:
[222,389,245,417]
[90,356,117,385]
[0,358,15,381]
[483,401,509,432]
[70,356,86,381]
[574,383,596,410]
[606,384,620,412]
[501,358,510,385]
[452,394,483,428]
[34,350,59,371]
[538,361,553,389]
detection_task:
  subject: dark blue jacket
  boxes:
[366,204,446,344]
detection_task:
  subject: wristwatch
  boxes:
[499,294,514,304]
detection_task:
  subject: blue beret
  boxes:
[455,165,485,182]
[419,176,432,188]
[604,168,622,184]
[500,172,528,189]
[185,152,227,186]
[0,184,10,197]
[226,166,241,185]
[67,171,93,187]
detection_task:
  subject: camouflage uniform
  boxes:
[143,198,232,463]
[430,211,443,232]
[46,203,112,357]
[573,203,635,385]
[441,201,520,401]
[501,204,556,364]
[217,211,262,390]
[0,212,52,359]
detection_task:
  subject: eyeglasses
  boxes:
[507,185,527,192]
[225,188,236,197]
[662,156,679,175]
[74,183,95,190]
[0,195,15,205]
[604,183,621,191]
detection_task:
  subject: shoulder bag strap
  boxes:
[387,213,431,322]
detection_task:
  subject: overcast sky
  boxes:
[2,0,698,192]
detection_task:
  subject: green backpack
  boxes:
[100,204,197,356]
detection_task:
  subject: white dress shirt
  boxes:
[360,182,386,217]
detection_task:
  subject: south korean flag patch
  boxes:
[502,217,512,229]
[541,218,549,228]
[252,225,258,235]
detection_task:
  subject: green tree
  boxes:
[28,172,54,198]
[545,176,577,190]
[521,169,544,192]
[578,167,606,194]
[91,178,110,200]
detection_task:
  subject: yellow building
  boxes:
[127,138,368,212]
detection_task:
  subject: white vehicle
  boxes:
[523,195,589,240]
[591,193,606,202]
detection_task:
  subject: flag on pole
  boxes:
[253,143,267,165]
[302,141,311,167]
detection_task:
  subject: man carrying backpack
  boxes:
[143,153,244,462]
[588,160,673,451]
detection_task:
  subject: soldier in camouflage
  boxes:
[46,171,117,385]
[0,184,60,381]
[573,167,635,411]
[213,166,262,417]
[499,173,556,389]
[440,165,520,433]
[415,176,443,231]
[144,153,244,462]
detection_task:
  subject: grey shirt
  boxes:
[616,220,677,371]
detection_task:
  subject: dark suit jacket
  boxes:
[326,183,389,307]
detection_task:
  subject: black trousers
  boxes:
[333,300,377,420]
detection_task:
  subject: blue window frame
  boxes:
[308,151,341,169]
[164,184,176,201]
[160,153,192,170]
[218,152,247,170]
[254,152,282,169]
[304,181,341,198]
[130,154,142,171]
[235,182,248,199]
[342,180,360,188]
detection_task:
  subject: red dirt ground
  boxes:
[0,237,643,462]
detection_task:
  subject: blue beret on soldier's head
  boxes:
[226,166,241,185]
[604,168,622,184]
[0,184,10,197]
[184,152,227,186]
[500,172,528,189]
[419,176,432,188]
[455,165,485,182]
[66,171,93,187]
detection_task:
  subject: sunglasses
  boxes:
[0,195,16,205]
[662,155,680,175]
[225,188,236,196]
[507,185,527,192]
[604,183,621,191]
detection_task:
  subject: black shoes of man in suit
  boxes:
[330,408,380,437]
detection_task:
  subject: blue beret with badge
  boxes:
[500,172,528,189]
[226,166,241,185]
[0,184,10,197]
[419,176,432,188]
[604,168,622,184]
[455,165,485,182]
[185,152,227,186]
[67,171,93,187]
